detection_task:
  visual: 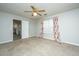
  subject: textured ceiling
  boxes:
[0,3,79,20]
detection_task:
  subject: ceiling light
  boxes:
[33,12,37,16]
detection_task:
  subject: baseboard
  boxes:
[1,37,79,47]
[60,41,79,47]
[43,37,55,40]
[28,36,37,38]
[22,36,38,40]
[0,40,13,44]
[37,36,79,46]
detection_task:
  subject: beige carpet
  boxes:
[0,37,79,56]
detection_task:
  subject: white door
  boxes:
[22,20,29,39]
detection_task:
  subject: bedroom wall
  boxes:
[29,19,37,37]
[35,19,43,37]
[58,8,79,46]
[0,11,34,44]
[36,8,79,46]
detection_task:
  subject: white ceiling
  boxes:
[0,3,79,20]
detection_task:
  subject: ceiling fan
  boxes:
[24,6,47,16]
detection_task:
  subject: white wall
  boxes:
[0,11,31,44]
[57,8,79,46]
[0,12,13,43]
[35,19,43,37]
[37,8,79,46]
[29,19,37,37]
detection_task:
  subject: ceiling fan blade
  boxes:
[24,11,32,12]
[37,12,42,16]
[24,6,46,16]
[38,10,46,12]
[31,6,36,10]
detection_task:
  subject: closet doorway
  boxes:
[13,19,21,40]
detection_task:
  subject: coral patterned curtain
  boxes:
[53,16,60,41]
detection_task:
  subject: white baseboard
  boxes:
[42,37,55,41]
[60,41,79,46]
[0,40,13,44]
[37,36,79,46]
[1,37,79,47]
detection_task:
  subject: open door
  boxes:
[13,19,21,40]
[22,20,29,39]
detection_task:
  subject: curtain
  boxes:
[53,16,60,41]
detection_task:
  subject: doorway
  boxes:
[13,19,21,40]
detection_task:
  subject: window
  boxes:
[43,19,53,39]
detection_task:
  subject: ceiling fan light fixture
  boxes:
[33,12,37,16]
